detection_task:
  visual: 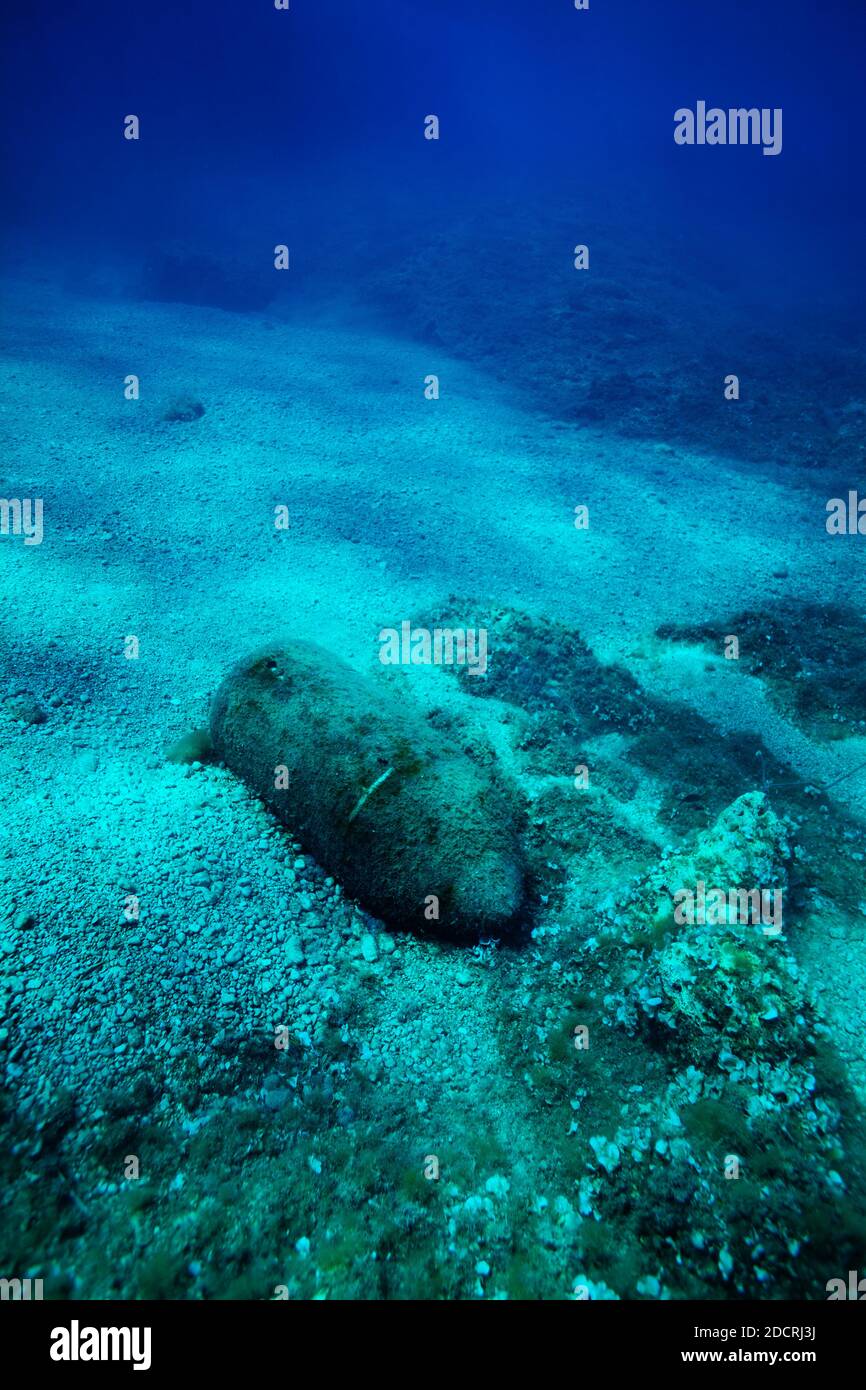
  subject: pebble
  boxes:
[285,937,305,966]
[263,1087,290,1110]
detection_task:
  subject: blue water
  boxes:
[1,0,865,1303]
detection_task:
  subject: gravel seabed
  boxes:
[1,276,864,1300]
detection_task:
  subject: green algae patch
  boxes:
[165,727,214,764]
[420,601,652,741]
[658,601,866,741]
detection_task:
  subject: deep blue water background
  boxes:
[2,0,864,311]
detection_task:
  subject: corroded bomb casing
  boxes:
[210,641,526,937]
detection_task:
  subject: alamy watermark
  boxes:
[826,1270,866,1300]
[826,491,866,535]
[0,1276,43,1300]
[50,1321,152,1371]
[675,103,782,156]
[378,621,488,677]
[0,497,43,545]
[674,881,783,936]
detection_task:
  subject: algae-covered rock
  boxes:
[606,791,805,1064]
[210,642,526,937]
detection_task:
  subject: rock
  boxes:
[5,694,46,726]
[360,933,378,963]
[691,791,788,888]
[263,1086,290,1110]
[590,1136,621,1173]
[13,911,35,931]
[285,937,305,966]
[210,641,526,937]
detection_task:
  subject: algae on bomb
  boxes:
[210,640,526,938]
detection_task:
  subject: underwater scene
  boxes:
[1,0,866,1314]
